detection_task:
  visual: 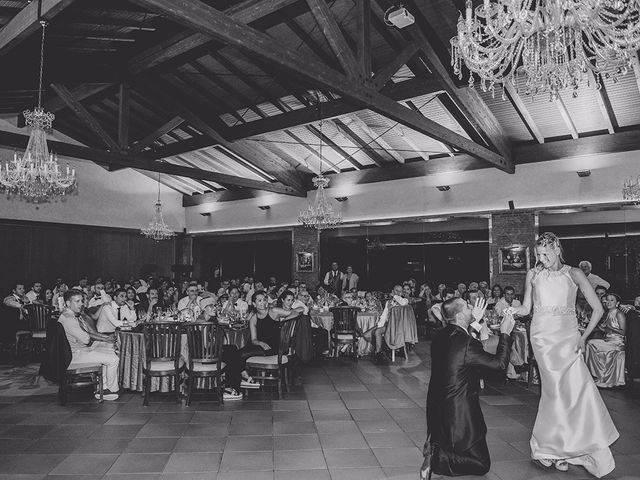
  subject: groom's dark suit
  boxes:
[425,323,512,476]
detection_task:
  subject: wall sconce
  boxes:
[577,170,591,177]
[258,205,271,210]
[335,196,348,202]
[436,185,451,192]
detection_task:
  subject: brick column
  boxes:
[489,211,538,295]
[292,227,321,289]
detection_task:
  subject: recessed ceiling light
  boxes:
[436,185,451,192]
[258,205,270,210]
[577,170,591,177]
[335,196,348,202]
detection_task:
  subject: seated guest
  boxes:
[125,287,140,311]
[364,292,382,312]
[429,288,456,328]
[44,288,54,307]
[197,297,258,400]
[316,286,338,308]
[494,286,522,317]
[595,285,608,300]
[434,283,447,301]
[58,290,120,400]
[585,293,626,388]
[402,284,423,305]
[468,281,479,292]
[4,283,27,310]
[25,281,43,304]
[88,283,111,310]
[292,291,313,313]
[1,283,27,344]
[454,283,467,299]
[362,285,409,365]
[138,286,166,320]
[52,283,69,311]
[478,281,490,300]
[177,285,202,313]
[222,287,249,315]
[96,288,137,333]
[487,284,503,307]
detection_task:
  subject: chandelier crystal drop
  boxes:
[298,101,342,231]
[0,20,77,202]
[623,176,640,202]
[141,175,175,241]
[450,0,640,101]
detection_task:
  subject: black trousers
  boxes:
[221,345,242,390]
[426,439,491,477]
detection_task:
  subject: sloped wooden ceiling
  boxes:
[0,0,638,204]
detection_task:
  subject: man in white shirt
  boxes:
[96,288,137,333]
[58,289,120,400]
[429,289,456,328]
[177,285,203,312]
[494,286,522,317]
[579,260,610,290]
[25,282,42,304]
[87,283,111,310]
[4,283,27,310]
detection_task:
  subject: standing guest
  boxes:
[494,286,522,317]
[323,262,344,297]
[421,297,514,478]
[342,266,359,292]
[362,285,408,365]
[25,282,43,304]
[96,288,137,333]
[505,233,618,477]
[454,283,467,299]
[579,260,611,290]
[58,290,120,400]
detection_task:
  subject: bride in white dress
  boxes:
[506,232,619,478]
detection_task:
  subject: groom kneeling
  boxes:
[421,297,514,478]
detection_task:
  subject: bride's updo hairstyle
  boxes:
[535,232,565,263]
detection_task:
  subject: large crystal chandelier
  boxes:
[0,19,76,202]
[141,174,175,241]
[298,98,342,230]
[623,176,640,202]
[451,0,640,101]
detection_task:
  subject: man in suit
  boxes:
[421,297,514,478]
[323,262,344,297]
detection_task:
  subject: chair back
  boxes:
[143,323,182,368]
[24,303,52,331]
[185,322,221,366]
[330,306,359,333]
[277,317,298,364]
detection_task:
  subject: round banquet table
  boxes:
[310,309,380,356]
[384,305,418,359]
[117,324,250,393]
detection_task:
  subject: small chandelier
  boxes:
[451,0,640,101]
[0,19,76,202]
[298,97,342,230]
[623,176,640,202]
[141,174,175,241]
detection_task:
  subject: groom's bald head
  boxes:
[442,298,465,323]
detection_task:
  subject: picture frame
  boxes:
[296,251,314,273]
[498,245,530,273]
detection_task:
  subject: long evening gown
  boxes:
[585,311,626,388]
[530,265,619,477]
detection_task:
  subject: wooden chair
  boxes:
[184,322,225,406]
[24,303,52,358]
[60,365,103,406]
[142,323,183,406]
[330,306,359,360]
[246,317,298,398]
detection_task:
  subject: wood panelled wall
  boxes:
[0,219,176,295]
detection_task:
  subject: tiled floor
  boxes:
[1,341,640,480]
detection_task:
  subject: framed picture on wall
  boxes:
[498,245,530,273]
[296,252,314,272]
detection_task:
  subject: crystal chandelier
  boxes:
[141,174,175,241]
[0,19,77,202]
[623,176,640,202]
[298,99,342,230]
[451,0,640,101]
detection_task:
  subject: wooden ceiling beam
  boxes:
[128,0,298,74]
[118,83,130,149]
[0,0,76,55]
[587,70,617,135]
[377,114,428,161]
[503,83,544,144]
[0,129,303,196]
[129,116,184,153]
[555,96,579,139]
[43,83,113,113]
[50,83,120,151]
[305,0,359,80]
[283,16,338,70]
[347,113,405,163]
[334,118,390,167]
[406,99,454,158]
[227,76,443,139]
[133,0,510,171]
[370,42,419,91]
[307,123,364,169]
[355,0,371,80]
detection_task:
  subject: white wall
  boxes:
[0,147,185,231]
[186,149,640,233]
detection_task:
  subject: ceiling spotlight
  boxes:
[258,205,271,210]
[384,5,415,28]
[436,185,451,192]
[577,170,591,178]
[200,212,211,217]
[335,196,348,202]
